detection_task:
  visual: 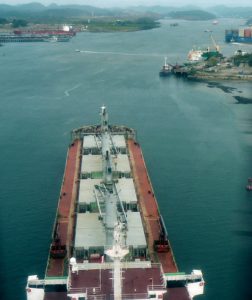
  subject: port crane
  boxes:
[210,33,220,52]
[201,32,221,60]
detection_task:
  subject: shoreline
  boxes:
[188,80,252,104]
[187,74,252,81]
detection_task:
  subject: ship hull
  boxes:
[26,112,204,300]
[225,29,252,44]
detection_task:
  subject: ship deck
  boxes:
[43,134,192,300]
[127,140,177,273]
[126,140,190,300]
[69,265,163,297]
[46,140,81,277]
[44,293,68,300]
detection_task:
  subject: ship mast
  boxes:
[106,223,129,300]
[100,106,126,248]
[100,105,113,186]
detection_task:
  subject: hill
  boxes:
[209,5,252,18]
[167,10,216,20]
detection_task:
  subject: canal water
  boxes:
[0,18,252,300]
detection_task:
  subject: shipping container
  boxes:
[239,28,245,37]
[244,29,251,37]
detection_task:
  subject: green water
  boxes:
[0,18,252,300]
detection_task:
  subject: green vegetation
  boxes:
[0,3,159,32]
[205,56,220,67]
[1,3,252,22]
[12,19,28,28]
[80,17,159,32]
[233,53,252,67]
[0,17,28,28]
[168,10,215,20]
[188,67,197,76]
[209,6,252,19]
[0,18,8,24]
[202,51,223,61]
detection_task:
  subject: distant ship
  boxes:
[0,26,75,43]
[26,107,205,300]
[188,34,221,61]
[187,48,205,61]
[0,33,71,43]
[225,27,252,44]
[246,178,252,191]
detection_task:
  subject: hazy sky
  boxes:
[2,0,252,7]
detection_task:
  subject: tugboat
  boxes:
[246,178,252,191]
[159,57,172,77]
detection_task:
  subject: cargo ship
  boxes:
[0,27,75,43]
[13,29,76,37]
[26,106,205,300]
[188,34,221,62]
[0,33,71,43]
[187,48,205,62]
[225,28,252,44]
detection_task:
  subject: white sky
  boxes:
[1,0,252,7]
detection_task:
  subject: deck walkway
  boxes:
[128,139,177,273]
[46,140,81,277]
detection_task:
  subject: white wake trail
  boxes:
[77,50,164,57]
[64,84,82,97]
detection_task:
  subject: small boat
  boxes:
[246,178,252,191]
[159,57,172,77]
